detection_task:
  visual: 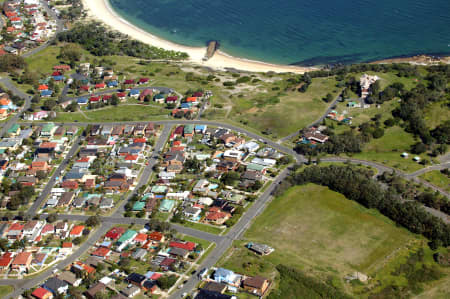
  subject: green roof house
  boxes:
[151,185,168,194]
[41,123,56,137]
[132,201,145,211]
[247,163,265,172]
[184,124,194,136]
[117,229,137,252]
[7,124,20,136]
[159,199,175,212]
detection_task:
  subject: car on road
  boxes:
[178,284,184,289]
[198,268,208,279]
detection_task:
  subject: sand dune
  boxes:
[81,0,315,74]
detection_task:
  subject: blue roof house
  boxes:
[107,80,118,88]
[53,75,65,81]
[129,89,140,98]
[77,97,88,105]
[180,102,191,109]
[40,90,53,97]
[195,125,207,133]
[214,268,241,286]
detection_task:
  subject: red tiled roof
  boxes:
[32,287,51,299]
[169,241,196,251]
[62,242,73,248]
[125,154,138,161]
[61,181,78,189]
[70,225,85,236]
[9,222,24,231]
[105,227,126,240]
[0,253,13,267]
[149,231,164,242]
[166,96,178,102]
[91,247,110,257]
[134,233,148,243]
[12,252,31,265]
[133,138,146,143]
[41,224,54,234]
[39,142,57,149]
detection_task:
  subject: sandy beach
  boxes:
[81,0,315,74]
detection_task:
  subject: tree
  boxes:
[157,275,178,289]
[59,45,82,62]
[411,142,427,154]
[372,128,384,139]
[86,215,100,227]
[47,213,58,223]
[43,99,57,111]
[324,93,334,103]
[111,94,119,106]
[220,171,240,186]
[36,170,47,180]
[0,238,8,252]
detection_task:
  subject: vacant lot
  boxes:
[220,184,424,296]
[52,104,170,122]
[420,170,450,193]
[228,77,337,138]
[351,126,426,173]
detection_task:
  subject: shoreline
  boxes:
[81,0,316,74]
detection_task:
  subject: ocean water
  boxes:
[109,0,450,65]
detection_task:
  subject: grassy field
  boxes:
[52,104,171,122]
[424,101,450,129]
[0,286,13,296]
[350,126,426,173]
[218,184,435,297]
[227,76,337,138]
[180,221,225,235]
[420,170,450,193]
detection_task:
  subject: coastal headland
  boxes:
[81,0,315,74]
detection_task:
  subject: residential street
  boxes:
[26,135,84,217]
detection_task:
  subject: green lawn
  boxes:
[180,221,225,235]
[219,184,422,297]
[0,286,13,296]
[351,126,426,173]
[424,101,450,129]
[52,105,171,122]
[25,44,93,74]
[420,170,450,193]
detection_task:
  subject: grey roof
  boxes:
[100,197,113,208]
[44,277,68,291]
[170,247,189,257]
[131,248,147,260]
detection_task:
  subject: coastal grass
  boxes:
[25,44,92,74]
[419,170,450,193]
[350,126,426,173]
[352,71,422,91]
[228,76,336,138]
[219,184,421,296]
[424,101,450,129]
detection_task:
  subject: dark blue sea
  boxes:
[109,0,450,65]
